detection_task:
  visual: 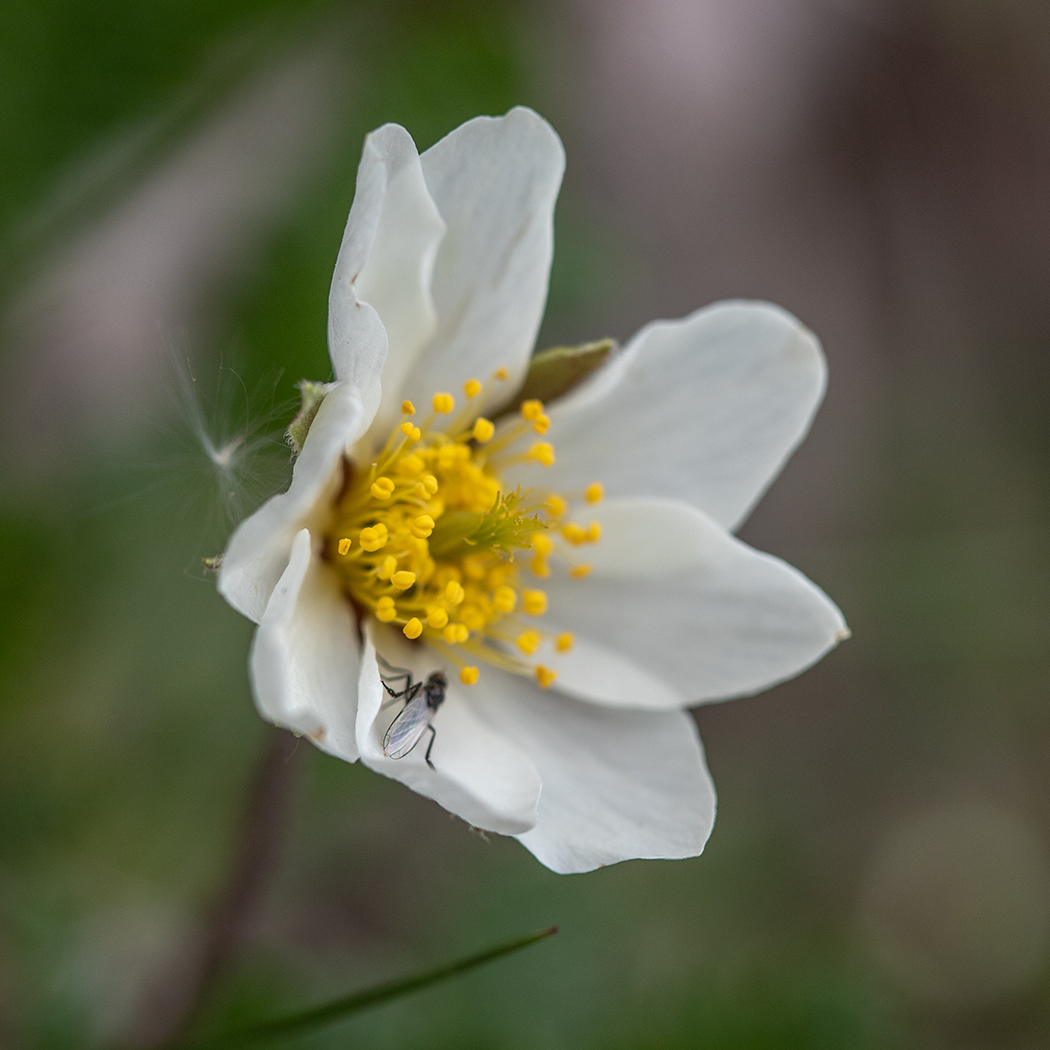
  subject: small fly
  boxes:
[379,657,447,769]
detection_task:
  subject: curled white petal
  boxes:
[514,300,826,532]
[355,627,541,835]
[472,672,715,874]
[218,382,367,623]
[329,123,446,439]
[249,528,361,762]
[400,107,565,414]
[543,497,848,707]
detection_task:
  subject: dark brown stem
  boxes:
[138,725,301,1048]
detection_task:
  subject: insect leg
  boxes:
[424,724,437,770]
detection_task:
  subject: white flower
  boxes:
[218,107,847,874]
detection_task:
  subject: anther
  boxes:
[359,526,388,551]
[422,475,439,495]
[532,413,551,435]
[562,523,586,544]
[535,665,557,689]
[391,571,417,590]
[585,482,604,503]
[403,617,423,639]
[586,522,602,543]
[556,632,575,652]
[443,623,469,644]
[445,581,465,605]
[531,532,553,556]
[426,607,449,629]
[460,666,479,685]
[570,563,592,579]
[472,417,495,442]
[400,421,421,440]
[432,392,455,414]
[521,399,544,421]
[376,597,397,623]
[411,514,435,539]
[545,494,567,518]
[522,589,548,615]
[493,367,509,381]
[517,630,541,655]
[530,555,550,578]
[401,400,416,415]
[396,454,425,476]
[529,442,555,467]
[493,586,517,613]
[337,538,352,555]
[371,477,395,500]
[464,378,482,399]
[378,555,397,580]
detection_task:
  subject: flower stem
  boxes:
[156,726,301,1047]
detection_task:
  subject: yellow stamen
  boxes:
[391,571,416,590]
[422,474,439,495]
[586,522,602,543]
[521,399,544,421]
[426,607,449,629]
[530,555,550,578]
[472,417,495,443]
[555,632,574,652]
[432,392,455,414]
[464,378,482,399]
[396,454,425,476]
[443,623,469,644]
[376,598,397,623]
[562,522,585,544]
[403,617,423,639]
[445,580,465,605]
[411,515,435,539]
[535,665,557,689]
[377,555,397,580]
[493,367,509,381]
[531,532,553,556]
[517,630,541,655]
[585,482,604,503]
[529,442,555,467]
[522,589,548,615]
[493,586,517,613]
[359,526,388,552]
[371,477,395,500]
[401,400,416,415]
[400,421,420,439]
[532,413,551,435]
[337,538,352,556]
[545,494,567,518]
[460,666,479,685]
[570,563,592,579]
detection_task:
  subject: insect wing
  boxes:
[383,694,434,759]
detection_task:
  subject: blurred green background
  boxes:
[2,1,1050,1047]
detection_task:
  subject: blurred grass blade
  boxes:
[187,926,558,1047]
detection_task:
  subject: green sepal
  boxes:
[286,380,334,456]
[508,338,615,412]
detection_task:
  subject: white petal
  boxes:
[515,300,826,532]
[218,382,367,623]
[542,497,848,707]
[329,123,446,437]
[474,676,716,873]
[249,528,360,763]
[401,107,565,413]
[355,627,540,835]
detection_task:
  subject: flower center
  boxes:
[326,375,603,688]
